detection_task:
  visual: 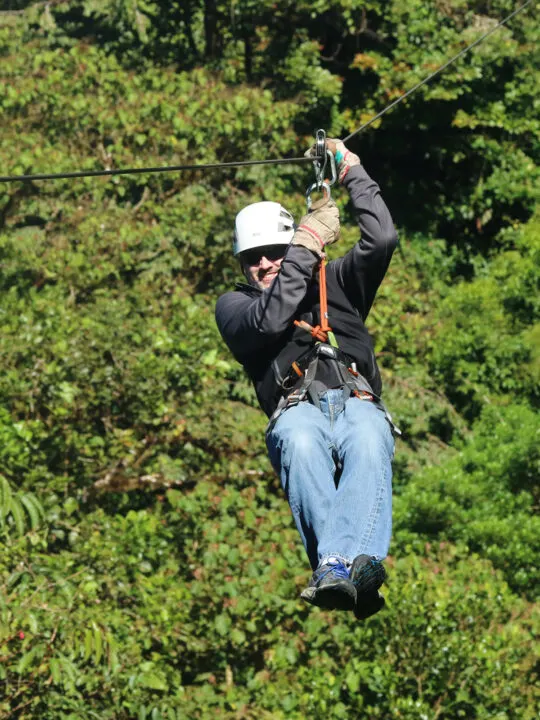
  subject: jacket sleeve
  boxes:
[333,165,398,320]
[215,245,318,358]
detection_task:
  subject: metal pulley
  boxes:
[306,129,337,210]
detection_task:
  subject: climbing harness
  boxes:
[0,0,532,184]
[267,343,401,436]
[280,344,376,406]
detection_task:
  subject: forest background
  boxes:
[0,1,538,718]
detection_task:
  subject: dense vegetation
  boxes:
[0,1,538,718]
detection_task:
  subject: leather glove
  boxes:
[305,138,361,184]
[292,196,340,258]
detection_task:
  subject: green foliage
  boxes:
[430,211,540,416]
[0,474,45,536]
[394,403,540,597]
[0,1,538,717]
[1,491,538,719]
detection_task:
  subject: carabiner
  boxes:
[325,149,337,187]
[306,180,331,210]
[306,129,337,209]
[306,155,335,208]
[313,129,328,187]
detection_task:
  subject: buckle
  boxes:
[315,343,338,359]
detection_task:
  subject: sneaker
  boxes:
[350,555,387,620]
[300,557,357,611]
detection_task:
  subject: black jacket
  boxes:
[215,165,398,417]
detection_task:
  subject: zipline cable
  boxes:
[0,0,533,184]
[343,0,534,142]
[0,156,316,183]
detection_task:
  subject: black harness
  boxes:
[267,343,400,436]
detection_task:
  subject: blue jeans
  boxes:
[266,390,394,570]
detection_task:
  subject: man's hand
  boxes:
[305,138,361,184]
[292,197,340,258]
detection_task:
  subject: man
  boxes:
[215,139,398,619]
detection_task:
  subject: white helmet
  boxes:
[233,201,295,256]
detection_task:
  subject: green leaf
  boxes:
[92,623,103,665]
[20,494,42,530]
[84,628,93,662]
[49,657,61,684]
[0,476,12,521]
[138,672,168,691]
[17,645,43,674]
[10,497,25,536]
[214,614,230,636]
[345,670,360,694]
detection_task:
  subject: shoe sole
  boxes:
[354,590,385,620]
[301,580,357,611]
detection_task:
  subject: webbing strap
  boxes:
[293,252,337,346]
[300,355,323,409]
[319,259,330,333]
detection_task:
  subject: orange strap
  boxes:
[294,182,334,343]
[294,256,332,342]
[319,258,330,333]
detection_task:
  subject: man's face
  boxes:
[241,245,288,290]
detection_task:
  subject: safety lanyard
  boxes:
[294,131,339,348]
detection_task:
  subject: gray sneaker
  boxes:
[300,558,357,611]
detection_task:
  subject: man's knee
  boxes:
[269,404,327,458]
[341,399,394,456]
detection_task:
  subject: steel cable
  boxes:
[0,156,317,183]
[343,0,534,142]
[0,0,533,184]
